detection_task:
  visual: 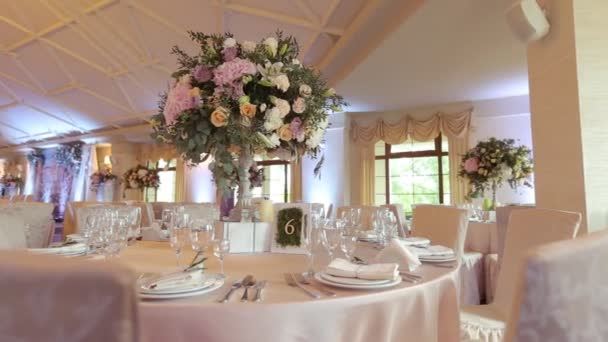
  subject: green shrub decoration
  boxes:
[275,207,303,247]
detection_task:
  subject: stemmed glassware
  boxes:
[190,219,215,254]
[169,212,190,268]
[301,221,315,276]
[161,209,173,230]
[340,234,358,261]
[321,219,343,259]
[212,239,230,278]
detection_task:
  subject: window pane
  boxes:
[442,155,450,173]
[169,159,177,167]
[255,164,290,203]
[375,141,386,156]
[411,157,438,176]
[441,138,449,152]
[156,171,176,202]
[157,158,168,169]
[391,139,435,153]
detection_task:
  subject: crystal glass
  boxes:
[190,219,215,254]
[102,216,128,259]
[321,219,342,259]
[340,234,358,260]
[212,239,230,278]
[301,222,316,275]
[161,209,173,230]
[169,212,191,268]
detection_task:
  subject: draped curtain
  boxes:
[290,159,302,202]
[71,145,91,202]
[350,110,472,206]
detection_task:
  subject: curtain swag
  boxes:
[350,110,472,145]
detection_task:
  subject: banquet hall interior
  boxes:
[0,0,606,341]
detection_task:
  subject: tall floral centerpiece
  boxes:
[123,165,160,197]
[151,31,346,220]
[0,174,24,195]
[459,138,533,210]
[90,169,117,193]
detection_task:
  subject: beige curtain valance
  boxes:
[139,144,178,163]
[350,110,472,145]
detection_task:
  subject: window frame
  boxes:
[375,134,448,205]
[256,159,290,203]
[145,159,177,202]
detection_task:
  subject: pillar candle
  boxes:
[258,199,274,222]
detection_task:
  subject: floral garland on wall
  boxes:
[459,137,533,207]
[89,169,117,193]
[55,141,84,167]
[150,30,346,195]
[123,165,161,190]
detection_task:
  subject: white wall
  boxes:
[302,128,346,209]
[470,113,535,205]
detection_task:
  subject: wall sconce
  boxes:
[103,155,112,167]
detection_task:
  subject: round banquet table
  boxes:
[119,241,461,342]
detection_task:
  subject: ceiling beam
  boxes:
[0,123,151,153]
[300,0,341,59]
[326,0,425,86]
[316,0,383,71]
[4,0,118,52]
[128,1,189,39]
[294,0,320,25]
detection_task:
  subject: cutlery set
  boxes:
[218,275,267,303]
[283,273,336,299]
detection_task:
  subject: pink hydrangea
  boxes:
[213,58,256,87]
[193,65,212,82]
[463,157,479,173]
[223,47,238,62]
[163,78,200,125]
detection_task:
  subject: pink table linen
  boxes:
[118,242,461,342]
[465,221,498,255]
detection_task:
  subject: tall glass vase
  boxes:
[228,148,254,222]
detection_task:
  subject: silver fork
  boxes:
[293,273,336,297]
[283,273,320,299]
[218,279,243,303]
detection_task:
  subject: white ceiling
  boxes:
[337,0,529,112]
[0,0,529,149]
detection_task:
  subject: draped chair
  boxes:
[0,213,26,249]
[460,209,581,342]
[504,229,608,342]
[0,203,54,248]
[0,252,139,342]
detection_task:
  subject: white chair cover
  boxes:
[460,208,581,342]
[0,203,54,248]
[410,204,469,256]
[484,253,499,303]
[496,205,534,265]
[0,251,140,342]
[462,251,485,305]
[0,213,26,249]
[505,229,608,342]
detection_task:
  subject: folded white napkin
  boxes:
[141,227,169,241]
[142,271,204,292]
[325,258,399,281]
[408,245,454,257]
[375,238,421,271]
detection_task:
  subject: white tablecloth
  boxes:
[119,242,461,342]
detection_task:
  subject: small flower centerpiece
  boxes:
[151,31,346,220]
[459,138,533,210]
[123,165,160,192]
[0,174,24,194]
[89,169,117,193]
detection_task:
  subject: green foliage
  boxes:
[275,207,303,247]
[55,141,83,167]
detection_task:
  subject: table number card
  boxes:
[270,203,311,254]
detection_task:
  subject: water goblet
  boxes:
[161,209,173,230]
[170,212,191,268]
[190,219,215,254]
[212,239,230,278]
[301,223,316,276]
[340,234,358,260]
[321,219,342,260]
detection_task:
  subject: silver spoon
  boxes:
[240,275,256,302]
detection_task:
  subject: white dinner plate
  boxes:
[140,272,219,295]
[320,273,393,286]
[28,243,87,255]
[419,255,457,263]
[314,272,401,290]
[399,237,431,247]
[139,278,224,300]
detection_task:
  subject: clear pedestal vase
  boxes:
[229,149,254,222]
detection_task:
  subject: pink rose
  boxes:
[463,157,479,173]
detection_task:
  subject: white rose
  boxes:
[270,96,291,117]
[269,133,281,148]
[305,129,324,149]
[259,103,267,112]
[318,117,329,129]
[264,37,278,56]
[299,84,312,97]
[241,40,257,53]
[137,169,148,177]
[292,58,301,66]
[292,97,306,114]
[264,107,283,131]
[223,37,236,48]
[271,74,290,92]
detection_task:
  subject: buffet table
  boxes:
[119,241,461,342]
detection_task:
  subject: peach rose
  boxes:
[210,106,229,127]
[278,124,293,141]
[240,103,257,118]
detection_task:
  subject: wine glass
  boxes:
[301,222,316,276]
[340,234,358,260]
[212,239,230,278]
[169,212,191,268]
[190,219,215,254]
[161,209,173,230]
[321,219,342,259]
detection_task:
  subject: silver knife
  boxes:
[253,280,267,302]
